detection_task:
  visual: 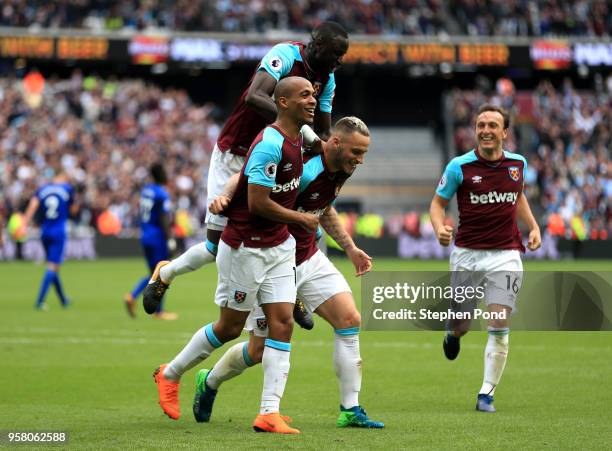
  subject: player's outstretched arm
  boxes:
[517,193,541,251]
[248,184,319,232]
[430,194,453,247]
[320,206,372,276]
[245,71,279,122]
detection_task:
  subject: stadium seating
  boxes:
[1,1,609,36]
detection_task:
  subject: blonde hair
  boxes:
[333,116,370,137]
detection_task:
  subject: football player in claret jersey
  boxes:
[124,163,177,320]
[192,117,384,429]
[22,171,77,310]
[143,21,349,327]
[430,104,541,413]
[153,77,319,434]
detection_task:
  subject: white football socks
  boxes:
[334,328,362,409]
[206,342,254,390]
[479,328,509,396]
[164,323,223,381]
[159,241,215,283]
[260,339,291,415]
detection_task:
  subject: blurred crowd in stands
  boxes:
[1,69,610,247]
[0,0,609,36]
[0,70,220,242]
[451,0,610,36]
[451,76,611,241]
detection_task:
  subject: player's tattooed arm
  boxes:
[320,206,355,251]
[517,192,541,251]
[430,194,453,246]
[245,71,279,122]
[320,206,372,276]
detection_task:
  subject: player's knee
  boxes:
[337,310,361,330]
[267,316,294,341]
[248,340,264,364]
[214,321,243,342]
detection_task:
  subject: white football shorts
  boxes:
[450,245,523,312]
[205,144,246,231]
[214,235,297,312]
[245,249,351,337]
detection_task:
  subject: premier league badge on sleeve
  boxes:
[508,166,520,182]
[439,174,447,188]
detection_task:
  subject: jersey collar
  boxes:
[474,147,505,165]
[270,124,302,148]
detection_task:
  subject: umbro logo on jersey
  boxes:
[470,191,518,205]
[472,175,482,184]
[310,192,319,200]
[283,163,293,172]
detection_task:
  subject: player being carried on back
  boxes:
[430,104,541,413]
[153,77,319,434]
[142,21,349,329]
[194,117,384,429]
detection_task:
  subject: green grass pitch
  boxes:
[2,258,611,449]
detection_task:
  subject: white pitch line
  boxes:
[1,326,193,338]
[0,336,609,354]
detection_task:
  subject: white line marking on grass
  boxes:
[0,336,609,354]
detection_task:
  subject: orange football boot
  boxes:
[153,364,180,420]
[253,412,300,434]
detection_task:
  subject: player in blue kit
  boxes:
[22,172,77,310]
[124,163,177,320]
